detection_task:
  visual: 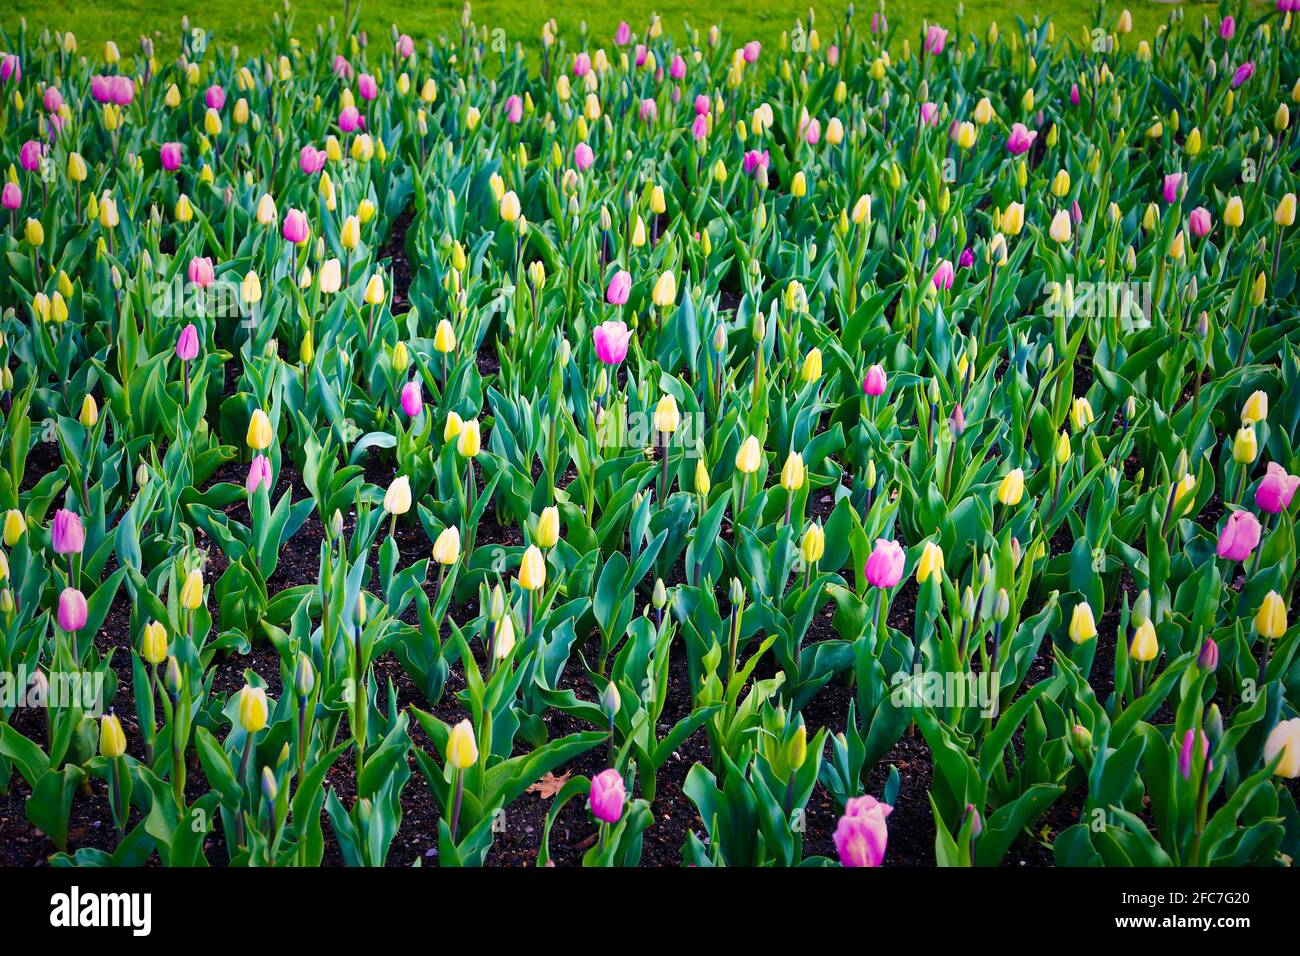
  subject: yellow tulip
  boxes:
[519,544,547,591]
[433,320,457,353]
[654,394,680,434]
[142,620,168,665]
[238,685,269,733]
[447,719,478,769]
[457,419,481,457]
[735,436,762,474]
[1241,390,1269,425]
[432,526,461,565]
[801,523,825,564]
[1130,619,1158,661]
[997,468,1025,505]
[384,476,412,515]
[535,506,560,549]
[1256,590,1287,639]
[1069,602,1097,644]
[180,568,204,610]
[100,714,127,758]
[916,541,944,584]
[247,409,273,450]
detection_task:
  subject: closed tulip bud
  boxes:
[445,719,478,769]
[997,468,1025,505]
[536,506,560,548]
[693,460,712,497]
[1256,590,1287,639]
[384,475,412,516]
[238,685,269,733]
[3,510,24,547]
[1049,209,1072,243]
[364,271,386,305]
[993,588,1010,622]
[519,545,547,591]
[430,525,461,565]
[780,451,804,490]
[1250,272,1266,306]
[1240,390,1268,426]
[1002,201,1024,236]
[651,270,677,308]
[79,395,99,427]
[1264,719,1300,778]
[1070,397,1094,431]
[1224,196,1244,228]
[1055,431,1071,466]
[294,653,315,699]
[735,436,762,474]
[180,568,204,610]
[1232,425,1257,464]
[916,541,944,583]
[1198,637,1219,671]
[25,217,44,246]
[801,348,822,383]
[1069,602,1097,643]
[100,714,127,758]
[801,523,825,564]
[247,409,273,450]
[1130,619,1158,661]
[433,319,457,354]
[142,620,168,664]
[654,394,681,434]
[1276,193,1297,228]
[457,419,481,457]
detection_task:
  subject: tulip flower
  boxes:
[997,468,1025,506]
[1256,462,1299,514]
[1216,509,1261,561]
[931,259,955,290]
[535,507,560,549]
[160,142,183,171]
[651,271,678,308]
[1256,590,1287,640]
[246,455,273,495]
[1240,390,1268,425]
[865,539,906,589]
[916,541,944,584]
[57,587,88,632]
[181,568,204,610]
[1178,728,1210,781]
[282,208,310,243]
[589,768,626,824]
[100,713,127,758]
[593,320,632,365]
[51,508,85,555]
[833,794,891,866]
[1069,602,1097,644]
[142,620,168,665]
[3,510,25,547]
[862,364,887,397]
[1005,122,1037,154]
[605,270,632,306]
[1263,719,1300,778]
[247,409,273,450]
[400,380,422,418]
[735,435,762,475]
[457,419,481,458]
[432,526,461,567]
[384,476,412,522]
[801,523,825,571]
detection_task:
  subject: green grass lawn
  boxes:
[2,0,1219,61]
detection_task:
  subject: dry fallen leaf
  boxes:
[526,771,571,799]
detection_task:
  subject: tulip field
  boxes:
[1,2,1300,872]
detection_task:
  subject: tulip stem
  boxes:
[449,768,464,842]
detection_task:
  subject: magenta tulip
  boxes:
[574,142,594,172]
[91,75,111,103]
[692,114,708,140]
[160,142,183,171]
[1178,728,1210,780]
[299,146,327,175]
[1189,207,1213,238]
[396,34,415,58]
[1231,62,1255,88]
[593,320,632,365]
[339,105,362,132]
[51,509,86,555]
[57,587,88,632]
[504,95,523,124]
[0,54,19,85]
[589,768,626,823]
[670,54,686,79]
[333,55,353,79]
[400,380,423,417]
[283,209,310,244]
[1216,509,1261,562]
[204,84,226,110]
[932,260,955,290]
[605,270,631,306]
[833,794,891,867]
[176,323,200,361]
[43,87,63,113]
[924,25,949,54]
[615,22,631,45]
[1220,16,1236,38]
[865,539,906,589]
[743,41,761,63]
[862,363,887,397]
[639,98,657,123]
[1005,122,1037,155]
[19,140,43,172]
[1162,173,1183,204]
[109,75,133,106]
[573,52,591,77]
[1256,462,1300,514]
[357,73,378,101]
[1,182,19,210]
[246,455,273,495]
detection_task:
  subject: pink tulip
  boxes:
[1178,728,1210,780]
[589,768,626,823]
[1231,62,1255,88]
[357,73,378,101]
[743,41,761,63]
[573,142,594,172]
[932,260,955,290]
[176,324,200,361]
[283,209,310,244]
[1070,83,1080,106]
[694,94,710,115]
[833,794,891,867]
[1,182,19,210]
[803,117,822,143]
[605,270,632,305]
[19,140,43,172]
[959,247,974,269]
[743,149,770,176]
[615,21,632,45]
[1220,16,1235,39]
[950,404,966,436]
[862,363,887,397]
[504,94,523,124]
[924,25,948,55]
[188,256,216,288]
[91,75,111,103]
[204,84,226,110]
[692,114,708,140]
[400,380,423,417]
[1198,637,1219,671]
[1216,509,1261,562]
[58,587,89,633]
[1162,173,1183,204]
[247,455,273,495]
[339,105,363,132]
[299,146,327,174]
[396,34,415,58]
[333,55,353,79]
[871,12,886,32]
[827,44,840,67]
[51,509,86,555]
[0,54,19,85]
[43,87,63,112]
[639,98,657,123]
[865,539,906,589]
[1006,122,1037,155]
[670,55,686,80]
[109,75,134,105]
[634,45,647,67]
[1189,206,1213,238]
[160,142,183,171]
[573,52,591,76]
[593,320,632,365]
[1256,462,1300,514]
